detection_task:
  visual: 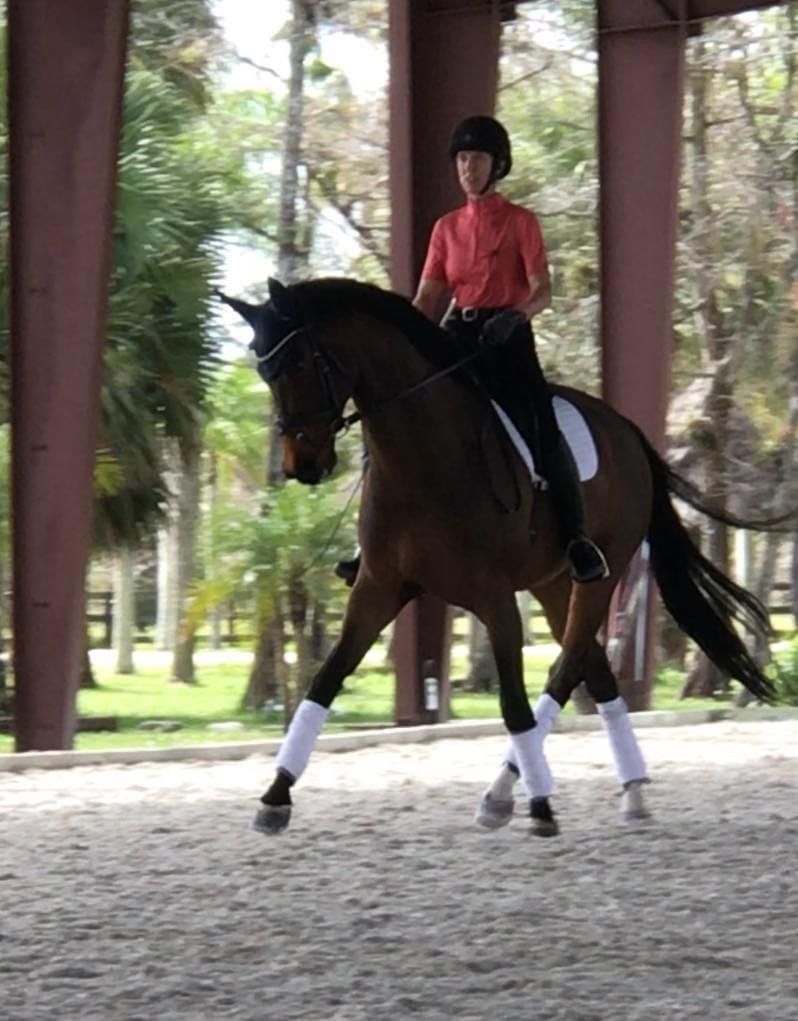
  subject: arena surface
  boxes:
[2,720,796,1020]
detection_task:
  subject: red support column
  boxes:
[597,0,687,709]
[8,0,130,750]
[388,0,502,724]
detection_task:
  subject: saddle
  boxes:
[492,396,598,488]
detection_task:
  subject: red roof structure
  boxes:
[6,0,788,749]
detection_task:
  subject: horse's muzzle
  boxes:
[286,464,323,485]
[286,456,336,485]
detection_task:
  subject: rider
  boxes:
[336,114,608,586]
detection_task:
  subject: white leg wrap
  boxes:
[275,699,329,781]
[501,694,562,792]
[488,763,517,802]
[509,722,555,800]
[597,696,648,786]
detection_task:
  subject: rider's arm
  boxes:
[517,269,552,320]
[515,208,551,320]
[413,278,451,324]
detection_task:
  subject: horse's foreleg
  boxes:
[584,644,650,821]
[477,579,574,832]
[254,581,407,835]
[477,591,559,836]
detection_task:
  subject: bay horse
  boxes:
[219,276,776,837]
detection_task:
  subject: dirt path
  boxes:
[1,720,796,1020]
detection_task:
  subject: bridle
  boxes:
[256,321,485,440]
[255,326,357,439]
[257,316,520,515]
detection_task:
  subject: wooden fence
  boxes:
[84,582,797,651]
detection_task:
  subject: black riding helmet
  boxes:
[449,115,512,187]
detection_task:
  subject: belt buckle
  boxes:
[461,306,478,322]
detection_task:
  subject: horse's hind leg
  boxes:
[254,580,410,835]
[477,588,559,837]
[584,643,650,822]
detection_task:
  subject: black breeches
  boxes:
[446,314,587,543]
[445,317,558,460]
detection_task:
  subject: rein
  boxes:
[265,321,487,437]
[330,347,487,434]
[260,309,523,518]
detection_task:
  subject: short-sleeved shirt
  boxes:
[420,192,548,309]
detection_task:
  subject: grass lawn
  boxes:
[0,641,728,754]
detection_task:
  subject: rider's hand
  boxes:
[480,308,527,347]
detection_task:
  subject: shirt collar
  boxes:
[465,191,506,215]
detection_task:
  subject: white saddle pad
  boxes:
[490,396,598,487]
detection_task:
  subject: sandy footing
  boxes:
[1,720,796,1020]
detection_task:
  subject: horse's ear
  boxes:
[268,277,293,318]
[215,290,259,326]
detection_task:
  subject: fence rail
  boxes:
[83,582,797,651]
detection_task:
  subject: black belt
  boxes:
[451,306,507,324]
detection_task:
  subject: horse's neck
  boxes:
[339,316,476,479]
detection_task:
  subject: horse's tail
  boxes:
[637,429,777,704]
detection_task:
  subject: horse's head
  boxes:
[218,278,349,485]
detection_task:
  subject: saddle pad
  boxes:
[490,396,598,486]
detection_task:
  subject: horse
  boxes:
[219,276,777,837]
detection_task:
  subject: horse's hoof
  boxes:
[529,797,559,837]
[530,815,560,837]
[475,792,514,830]
[253,803,292,835]
[620,780,651,823]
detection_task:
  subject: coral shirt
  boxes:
[420,192,548,309]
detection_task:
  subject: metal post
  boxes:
[388,0,502,724]
[8,0,130,750]
[598,0,687,709]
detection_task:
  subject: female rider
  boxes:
[411,114,608,584]
[336,115,608,586]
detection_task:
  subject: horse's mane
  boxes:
[289,278,462,374]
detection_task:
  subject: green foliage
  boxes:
[0,644,738,754]
[98,42,236,549]
[498,8,600,392]
[204,362,269,488]
[771,638,798,706]
[129,0,222,109]
[192,475,358,632]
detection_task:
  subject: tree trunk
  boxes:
[113,546,136,675]
[155,447,181,650]
[289,573,311,719]
[170,440,201,684]
[207,449,223,651]
[80,625,97,689]
[242,614,281,711]
[310,600,330,665]
[737,364,798,705]
[264,0,316,490]
[682,377,732,699]
[517,590,534,646]
[792,530,798,627]
[466,615,496,693]
[681,44,734,702]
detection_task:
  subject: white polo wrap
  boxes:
[597,695,648,786]
[275,699,330,781]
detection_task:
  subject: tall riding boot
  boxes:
[542,434,610,583]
